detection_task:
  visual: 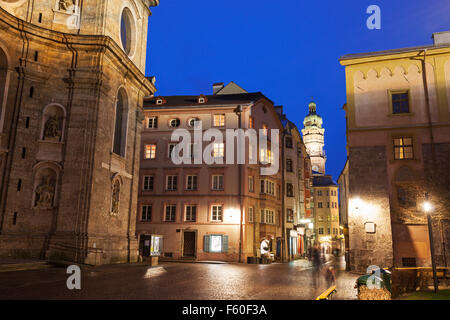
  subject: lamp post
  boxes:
[424,193,438,293]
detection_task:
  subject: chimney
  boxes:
[212,82,224,95]
[432,31,450,46]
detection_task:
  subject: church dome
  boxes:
[303,101,323,128]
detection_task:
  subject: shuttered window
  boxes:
[203,234,228,253]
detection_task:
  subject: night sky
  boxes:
[145,0,450,180]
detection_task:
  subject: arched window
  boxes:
[120,7,135,56]
[113,88,128,157]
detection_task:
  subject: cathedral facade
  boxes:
[0,0,158,264]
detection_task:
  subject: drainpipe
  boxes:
[235,105,243,263]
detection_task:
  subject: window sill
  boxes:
[388,112,415,117]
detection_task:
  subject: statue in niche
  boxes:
[111,180,120,215]
[58,0,75,12]
[35,176,55,209]
[43,115,61,141]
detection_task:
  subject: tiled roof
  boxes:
[313,175,338,187]
[144,92,272,109]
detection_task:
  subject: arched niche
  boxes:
[31,162,61,209]
[40,103,66,142]
[112,87,129,157]
[110,174,123,216]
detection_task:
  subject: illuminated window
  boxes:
[145,144,156,159]
[260,148,273,163]
[185,205,197,221]
[392,91,410,114]
[394,137,413,160]
[204,234,228,253]
[143,175,154,191]
[147,116,157,128]
[141,205,152,221]
[165,205,176,222]
[211,205,223,221]
[286,209,294,222]
[261,123,268,136]
[213,143,224,159]
[249,116,254,128]
[213,114,225,127]
[212,175,224,190]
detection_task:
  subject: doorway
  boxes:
[182,231,196,258]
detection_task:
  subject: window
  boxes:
[317,190,322,196]
[166,175,177,191]
[188,117,200,127]
[248,176,254,192]
[168,143,177,158]
[394,137,413,160]
[212,175,224,190]
[165,204,176,222]
[249,116,254,128]
[113,89,128,156]
[204,234,228,253]
[213,114,225,127]
[286,159,293,172]
[327,227,331,234]
[261,209,275,224]
[260,148,273,163]
[143,175,154,191]
[391,91,410,114]
[213,143,224,159]
[141,205,152,221]
[318,202,323,208]
[286,209,294,222]
[261,124,268,136]
[397,186,416,208]
[261,179,275,196]
[248,207,254,223]
[185,205,197,221]
[169,118,180,128]
[327,215,331,222]
[211,205,223,221]
[286,137,293,148]
[326,190,329,196]
[120,7,135,56]
[327,202,330,208]
[145,144,156,159]
[286,183,294,197]
[147,117,157,129]
[318,228,324,235]
[186,175,198,191]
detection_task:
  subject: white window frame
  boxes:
[165,204,176,222]
[144,144,156,159]
[185,205,197,222]
[141,205,152,221]
[212,175,224,191]
[211,205,223,222]
[143,175,154,191]
[186,175,198,191]
[166,175,178,191]
[147,116,157,129]
[213,114,225,127]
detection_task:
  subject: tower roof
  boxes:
[303,101,323,128]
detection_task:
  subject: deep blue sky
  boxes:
[145,0,450,180]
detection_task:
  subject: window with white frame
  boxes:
[286,208,294,222]
[248,176,254,192]
[185,205,197,222]
[261,209,275,224]
[248,207,254,223]
[211,205,223,221]
[144,144,156,159]
[212,175,224,190]
[143,175,154,191]
[259,148,273,163]
[260,179,275,196]
[213,114,225,127]
[204,234,228,253]
[186,175,198,191]
[165,204,176,222]
[166,175,177,191]
[141,205,152,221]
[147,117,158,129]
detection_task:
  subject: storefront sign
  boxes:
[290,230,298,238]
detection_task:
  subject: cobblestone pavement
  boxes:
[0,258,359,300]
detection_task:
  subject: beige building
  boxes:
[340,31,450,272]
[0,0,158,264]
[137,83,284,262]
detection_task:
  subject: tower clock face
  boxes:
[312,165,319,172]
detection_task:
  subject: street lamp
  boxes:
[424,193,438,293]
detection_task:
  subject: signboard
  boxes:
[290,230,298,237]
[365,222,376,234]
[297,227,305,236]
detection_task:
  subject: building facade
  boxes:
[276,107,313,260]
[340,31,450,272]
[0,0,158,264]
[137,83,284,262]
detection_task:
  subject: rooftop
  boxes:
[313,175,338,187]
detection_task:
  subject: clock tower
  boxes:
[301,101,326,175]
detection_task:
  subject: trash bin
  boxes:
[355,268,392,300]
